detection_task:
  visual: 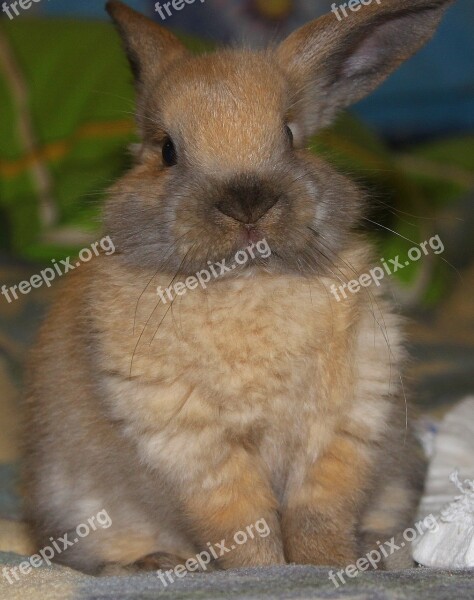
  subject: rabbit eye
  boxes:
[162,137,177,166]
[285,124,294,147]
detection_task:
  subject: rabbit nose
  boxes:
[216,196,279,224]
[215,175,280,224]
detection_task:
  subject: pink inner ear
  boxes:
[340,17,407,79]
[342,35,382,78]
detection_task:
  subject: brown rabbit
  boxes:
[23,0,453,576]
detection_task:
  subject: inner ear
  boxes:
[340,24,394,79]
[277,0,454,137]
[340,10,434,80]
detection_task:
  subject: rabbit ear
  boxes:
[106,1,187,89]
[277,0,454,137]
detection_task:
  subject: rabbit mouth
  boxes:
[239,225,265,247]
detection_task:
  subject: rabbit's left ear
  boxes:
[277,0,454,137]
[106,1,188,90]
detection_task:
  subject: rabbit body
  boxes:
[23,0,453,574]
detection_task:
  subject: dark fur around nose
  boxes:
[215,175,281,224]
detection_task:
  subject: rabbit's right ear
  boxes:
[277,0,454,139]
[106,1,188,89]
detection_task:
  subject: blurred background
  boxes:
[0,0,473,526]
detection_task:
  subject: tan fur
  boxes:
[22,0,451,574]
[22,247,419,571]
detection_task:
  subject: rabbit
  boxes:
[22,0,453,576]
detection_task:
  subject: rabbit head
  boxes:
[105,0,453,276]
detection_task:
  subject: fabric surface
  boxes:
[0,562,474,600]
[414,471,474,569]
[417,397,474,518]
[413,398,474,569]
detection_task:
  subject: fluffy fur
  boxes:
[22,0,453,574]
